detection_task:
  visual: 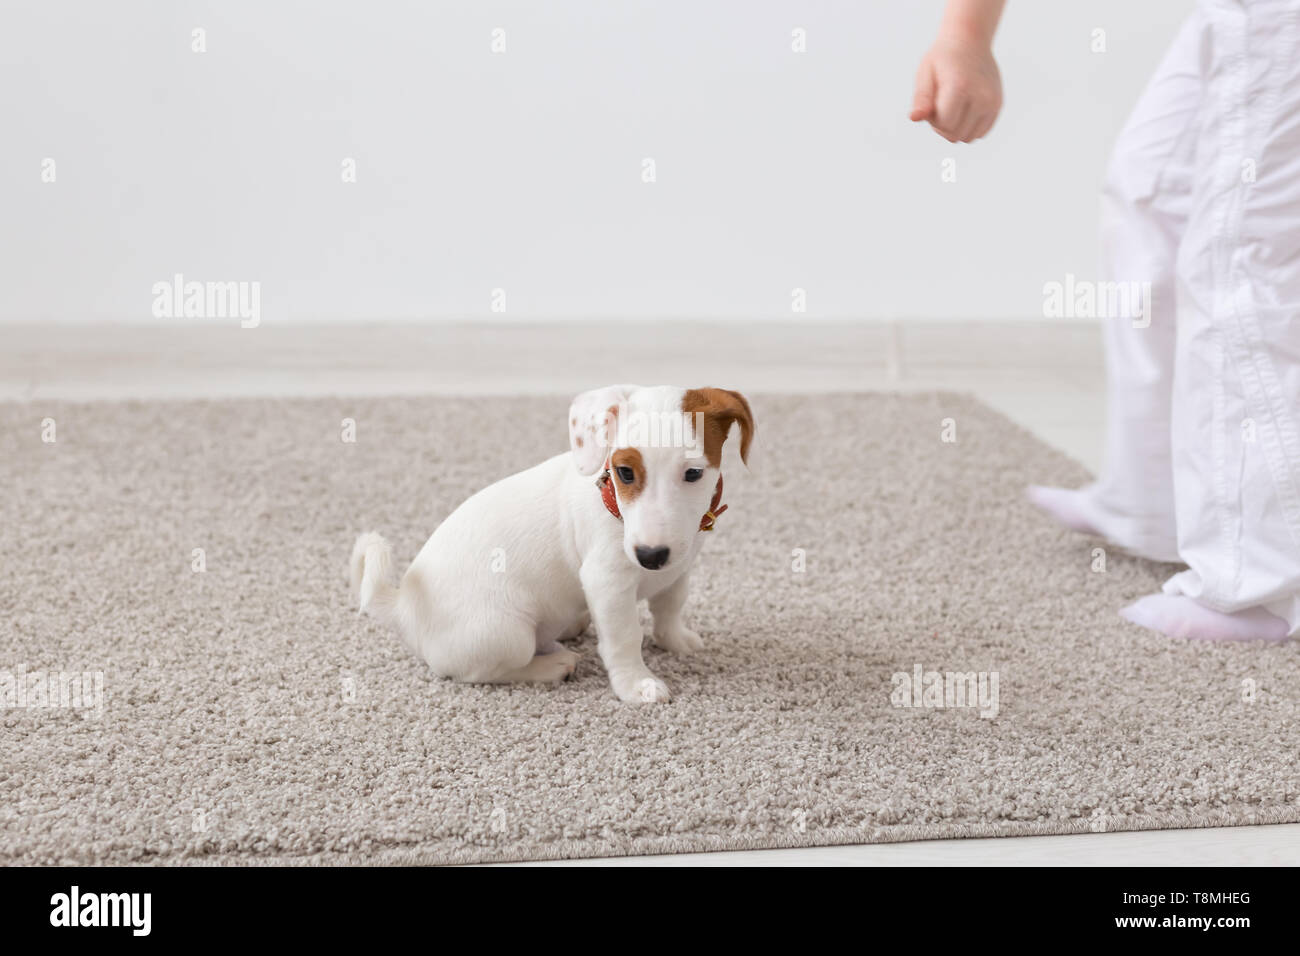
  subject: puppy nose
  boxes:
[635,545,671,570]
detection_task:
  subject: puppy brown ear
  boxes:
[682,387,754,467]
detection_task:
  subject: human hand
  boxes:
[910,36,1003,142]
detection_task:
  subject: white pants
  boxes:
[1089,0,1300,635]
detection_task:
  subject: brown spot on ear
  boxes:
[682,388,754,468]
[575,436,583,448]
[601,404,621,447]
[610,447,646,503]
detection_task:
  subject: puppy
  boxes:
[350,385,753,703]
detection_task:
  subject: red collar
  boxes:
[597,457,728,532]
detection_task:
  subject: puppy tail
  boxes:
[350,532,401,626]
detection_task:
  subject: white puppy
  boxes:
[350,385,754,703]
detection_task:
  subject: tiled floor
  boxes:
[3,318,1294,865]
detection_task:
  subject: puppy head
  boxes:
[568,385,754,572]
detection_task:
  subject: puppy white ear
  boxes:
[568,384,639,476]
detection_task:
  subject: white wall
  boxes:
[1,0,1193,323]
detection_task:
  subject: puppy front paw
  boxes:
[611,670,671,704]
[653,625,704,656]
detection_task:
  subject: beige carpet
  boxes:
[1,393,1297,865]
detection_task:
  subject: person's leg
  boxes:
[1029,11,1204,563]
[1123,0,1300,641]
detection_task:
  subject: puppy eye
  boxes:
[684,468,704,483]
[615,466,636,484]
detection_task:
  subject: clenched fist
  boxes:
[910,0,1006,143]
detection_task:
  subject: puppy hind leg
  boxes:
[491,648,580,684]
[559,611,591,641]
[534,612,589,655]
[445,620,578,684]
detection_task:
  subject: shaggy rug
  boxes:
[1,393,1297,865]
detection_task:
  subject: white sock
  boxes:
[1026,485,1102,536]
[1120,594,1290,642]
